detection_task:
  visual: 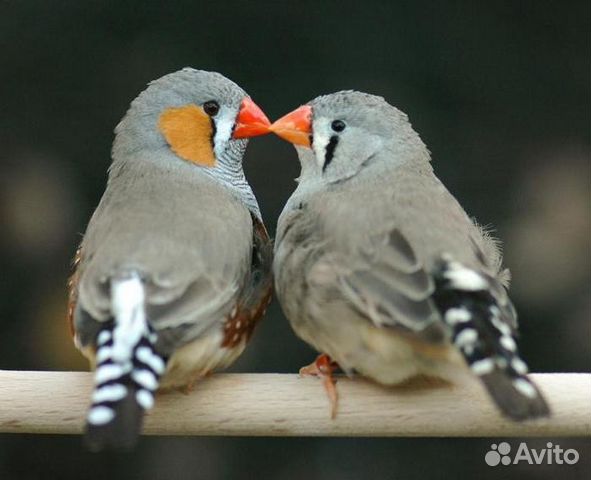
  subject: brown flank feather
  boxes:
[222,216,273,347]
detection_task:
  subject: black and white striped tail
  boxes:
[433,259,550,420]
[85,273,166,451]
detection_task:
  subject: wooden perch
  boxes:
[0,371,589,437]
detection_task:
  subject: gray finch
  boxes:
[270,91,550,421]
[68,69,272,450]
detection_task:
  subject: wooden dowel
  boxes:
[0,371,588,437]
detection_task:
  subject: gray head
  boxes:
[112,68,270,181]
[271,90,429,184]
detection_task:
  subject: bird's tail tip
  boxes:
[481,369,551,421]
[83,320,164,451]
[84,384,146,451]
[434,258,550,421]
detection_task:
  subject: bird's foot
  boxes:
[182,381,196,395]
[180,369,214,394]
[181,374,203,395]
[299,354,339,419]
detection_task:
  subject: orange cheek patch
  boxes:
[158,104,216,167]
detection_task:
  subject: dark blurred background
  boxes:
[0,1,589,479]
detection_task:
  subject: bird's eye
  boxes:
[331,120,346,132]
[203,101,220,117]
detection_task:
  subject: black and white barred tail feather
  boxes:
[85,273,166,451]
[433,259,550,421]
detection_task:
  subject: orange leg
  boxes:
[182,380,197,395]
[181,369,213,394]
[299,354,340,419]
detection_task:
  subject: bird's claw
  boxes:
[299,354,339,419]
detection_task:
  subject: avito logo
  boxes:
[485,442,580,466]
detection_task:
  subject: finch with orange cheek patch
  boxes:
[68,68,272,450]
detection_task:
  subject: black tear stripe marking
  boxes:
[84,322,168,451]
[209,117,217,149]
[431,259,550,420]
[323,135,339,172]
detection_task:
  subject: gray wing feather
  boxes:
[337,229,446,341]
[276,158,514,346]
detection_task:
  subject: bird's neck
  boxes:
[110,147,262,220]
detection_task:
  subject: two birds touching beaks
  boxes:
[67,68,550,451]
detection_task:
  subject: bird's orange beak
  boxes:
[269,105,312,147]
[233,97,272,138]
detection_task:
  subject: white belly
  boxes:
[293,306,466,386]
[160,328,246,389]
